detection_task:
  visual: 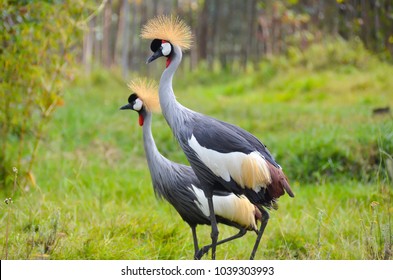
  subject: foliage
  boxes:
[0,1,90,189]
[79,0,393,81]
[286,36,378,71]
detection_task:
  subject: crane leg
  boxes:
[190,226,200,260]
[207,194,219,260]
[250,207,269,260]
[195,228,247,260]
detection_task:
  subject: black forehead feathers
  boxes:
[150,39,162,52]
[128,93,138,104]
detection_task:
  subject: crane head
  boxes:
[120,93,142,111]
[120,78,160,126]
[147,39,173,66]
[120,93,145,126]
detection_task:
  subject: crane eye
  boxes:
[150,39,161,52]
[161,42,172,56]
[133,98,143,111]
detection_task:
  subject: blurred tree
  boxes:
[196,0,208,62]
[79,0,393,74]
[115,0,130,78]
[102,0,113,67]
[0,0,91,190]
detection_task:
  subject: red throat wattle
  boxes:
[162,40,171,68]
[138,114,144,126]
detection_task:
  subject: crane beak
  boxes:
[146,49,163,64]
[120,103,132,110]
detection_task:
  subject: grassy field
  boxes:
[1,40,392,260]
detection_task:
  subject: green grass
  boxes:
[1,41,392,260]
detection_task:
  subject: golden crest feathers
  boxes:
[141,15,192,50]
[127,78,160,113]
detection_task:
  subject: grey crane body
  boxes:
[149,43,294,259]
[121,98,262,259]
[158,45,293,206]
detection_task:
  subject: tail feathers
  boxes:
[239,151,271,189]
[281,176,294,197]
[266,162,295,198]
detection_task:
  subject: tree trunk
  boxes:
[102,0,112,68]
[130,1,141,73]
[246,0,257,69]
[197,0,208,62]
[361,0,370,48]
[121,0,130,78]
[93,16,101,66]
[83,18,94,74]
[208,0,218,70]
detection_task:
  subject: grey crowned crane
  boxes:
[141,16,295,260]
[120,79,264,259]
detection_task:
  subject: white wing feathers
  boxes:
[188,134,272,192]
[191,185,258,230]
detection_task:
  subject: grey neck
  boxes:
[158,45,190,134]
[141,111,169,175]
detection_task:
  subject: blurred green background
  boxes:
[0,0,392,260]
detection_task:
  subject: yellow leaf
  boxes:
[56,97,65,107]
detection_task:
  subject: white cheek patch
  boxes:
[161,42,171,56]
[133,98,143,111]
